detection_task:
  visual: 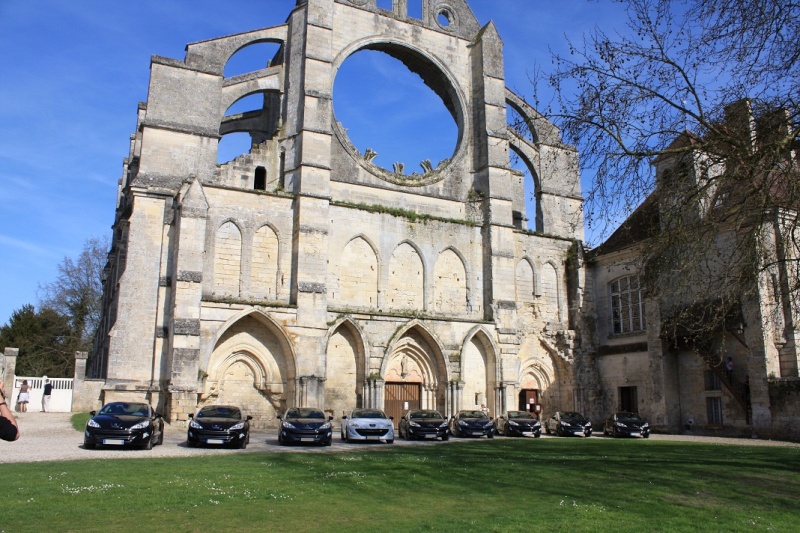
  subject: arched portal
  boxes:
[382,325,447,422]
[325,321,366,419]
[461,330,498,416]
[203,312,296,429]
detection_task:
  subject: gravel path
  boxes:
[2,412,798,464]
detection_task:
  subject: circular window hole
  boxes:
[437,11,452,28]
[333,49,458,175]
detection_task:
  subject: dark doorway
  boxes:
[518,389,539,412]
[385,382,421,427]
[619,386,638,412]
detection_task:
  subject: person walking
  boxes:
[41,379,53,412]
[17,379,30,412]
[0,381,20,441]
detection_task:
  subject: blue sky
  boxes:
[0,0,628,326]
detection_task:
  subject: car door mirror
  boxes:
[246,415,253,421]
[389,416,394,420]
[155,413,163,418]
[188,413,194,419]
[342,416,348,420]
[90,410,96,416]
[328,416,333,421]
[277,415,282,420]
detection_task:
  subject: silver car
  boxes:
[341,408,394,443]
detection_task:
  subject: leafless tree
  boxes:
[546,0,799,349]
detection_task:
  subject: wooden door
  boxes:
[385,382,421,427]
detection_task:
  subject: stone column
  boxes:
[2,348,18,388]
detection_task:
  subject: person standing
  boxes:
[41,379,53,412]
[725,357,734,383]
[17,379,30,412]
[0,381,20,441]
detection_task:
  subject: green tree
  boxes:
[0,304,74,377]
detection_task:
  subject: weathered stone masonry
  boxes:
[87,0,586,429]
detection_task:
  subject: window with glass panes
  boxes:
[610,276,645,334]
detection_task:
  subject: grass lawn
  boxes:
[3,438,799,532]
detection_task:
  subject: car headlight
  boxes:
[439,421,448,428]
[130,420,150,430]
[189,419,203,429]
[409,421,421,427]
[642,423,649,428]
[484,422,493,428]
[458,420,469,426]
[508,420,519,426]
[349,422,362,429]
[319,422,331,430]
[230,422,245,430]
[586,422,592,427]
[615,422,626,428]
[533,422,541,428]
[87,418,100,428]
[282,421,296,429]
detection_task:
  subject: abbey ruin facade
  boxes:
[82,0,800,439]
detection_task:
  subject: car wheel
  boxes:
[187,440,196,448]
[144,436,153,450]
[534,432,541,438]
[84,439,95,449]
[387,439,394,444]
[487,432,494,439]
[545,425,551,435]
[157,429,164,446]
[643,433,650,439]
[324,438,332,446]
[240,436,248,449]
[442,434,449,441]
[342,430,348,443]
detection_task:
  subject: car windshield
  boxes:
[351,410,387,419]
[410,410,442,420]
[561,412,586,422]
[99,402,150,417]
[507,411,534,420]
[197,406,241,419]
[287,408,325,419]
[461,411,488,419]
[617,413,644,423]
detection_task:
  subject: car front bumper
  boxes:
[345,426,393,441]
[280,427,332,444]
[456,425,494,437]
[506,425,541,437]
[188,429,248,446]
[614,426,649,437]
[85,428,152,447]
[407,426,448,440]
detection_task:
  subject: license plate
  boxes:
[300,438,315,442]
[103,439,124,445]
[425,434,437,439]
[471,432,484,436]
[522,431,532,435]
[630,432,641,437]
[206,439,224,444]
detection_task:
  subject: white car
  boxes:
[341,408,394,443]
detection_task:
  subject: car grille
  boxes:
[355,428,389,437]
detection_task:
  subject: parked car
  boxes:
[603,412,650,438]
[278,407,333,446]
[448,410,494,438]
[341,408,394,443]
[398,409,449,440]
[84,401,164,450]
[544,411,592,437]
[494,410,542,437]
[187,404,252,448]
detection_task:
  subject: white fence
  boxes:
[11,376,73,412]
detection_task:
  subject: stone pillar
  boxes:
[298,376,325,407]
[3,348,18,387]
[448,381,464,417]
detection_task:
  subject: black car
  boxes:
[278,407,333,446]
[187,405,252,448]
[494,411,542,437]
[545,411,592,437]
[448,410,494,438]
[84,401,164,450]
[604,412,650,438]
[398,409,449,440]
